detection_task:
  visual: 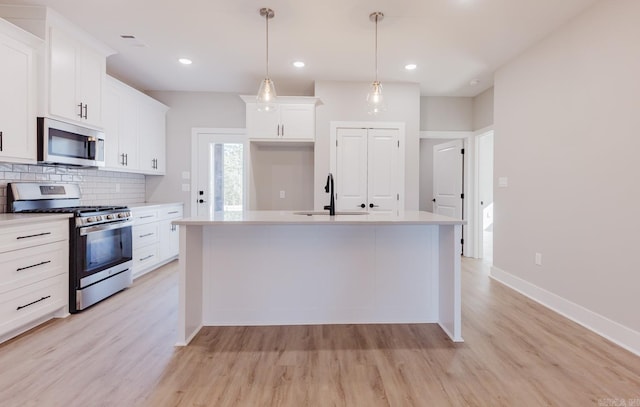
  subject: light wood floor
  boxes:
[1,258,639,407]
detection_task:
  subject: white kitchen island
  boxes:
[173,211,465,346]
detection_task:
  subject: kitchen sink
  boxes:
[293,211,369,216]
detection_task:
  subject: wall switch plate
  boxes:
[279,190,286,199]
[182,171,191,180]
[498,177,508,187]
[535,252,543,266]
[182,183,190,192]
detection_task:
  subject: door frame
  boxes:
[190,128,248,217]
[473,126,494,260]
[330,121,406,211]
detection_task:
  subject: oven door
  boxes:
[74,220,133,288]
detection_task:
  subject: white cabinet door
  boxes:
[336,128,368,211]
[158,219,179,263]
[138,100,167,174]
[49,27,80,122]
[76,45,104,127]
[367,128,399,213]
[335,127,401,213]
[246,104,280,138]
[49,26,105,128]
[103,83,120,168]
[0,30,36,163]
[280,104,315,139]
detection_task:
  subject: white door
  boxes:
[335,127,400,213]
[336,128,368,211]
[195,132,247,216]
[367,128,399,213]
[433,139,464,219]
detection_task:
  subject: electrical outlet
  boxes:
[182,183,190,192]
[535,252,542,266]
[279,190,286,199]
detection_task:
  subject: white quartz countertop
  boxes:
[0,213,73,226]
[173,210,465,226]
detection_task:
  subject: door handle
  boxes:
[198,199,206,203]
[360,203,366,208]
[481,201,484,205]
[432,198,436,202]
[369,203,379,208]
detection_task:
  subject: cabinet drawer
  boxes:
[133,223,159,248]
[133,244,159,270]
[161,206,183,220]
[132,209,159,225]
[0,220,68,254]
[0,274,67,336]
[0,241,68,294]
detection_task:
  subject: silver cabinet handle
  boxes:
[78,103,84,118]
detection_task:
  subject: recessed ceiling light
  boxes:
[178,58,193,65]
[405,64,417,70]
[293,61,305,68]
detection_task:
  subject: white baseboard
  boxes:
[490,266,640,357]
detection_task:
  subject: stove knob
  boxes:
[118,212,127,218]
[106,214,115,220]
[87,216,97,223]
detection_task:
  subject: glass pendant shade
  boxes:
[366,81,386,115]
[257,77,277,112]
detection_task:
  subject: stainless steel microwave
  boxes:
[37,117,105,167]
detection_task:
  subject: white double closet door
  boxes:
[335,127,401,213]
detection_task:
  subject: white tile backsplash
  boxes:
[0,163,145,213]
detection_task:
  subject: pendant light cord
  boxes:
[374,14,378,83]
[265,12,270,79]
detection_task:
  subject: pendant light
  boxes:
[256,7,277,112]
[367,11,386,115]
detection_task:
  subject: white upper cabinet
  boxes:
[49,26,105,128]
[242,96,321,141]
[0,18,40,164]
[0,6,114,129]
[103,76,168,175]
[138,98,168,174]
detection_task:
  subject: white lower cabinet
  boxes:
[0,217,69,344]
[130,203,183,278]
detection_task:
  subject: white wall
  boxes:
[420,97,473,131]
[314,81,421,210]
[473,88,494,131]
[250,144,314,210]
[145,91,245,216]
[493,0,640,338]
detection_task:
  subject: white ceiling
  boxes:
[2,0,598,97]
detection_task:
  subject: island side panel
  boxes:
[201,224,439,325]
[438,224,463,342]
[177,224,204,346]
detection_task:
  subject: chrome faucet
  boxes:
[324,173,336,216]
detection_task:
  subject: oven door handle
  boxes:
[79,220,133,236]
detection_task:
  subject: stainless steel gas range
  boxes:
[7,183,133,313]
